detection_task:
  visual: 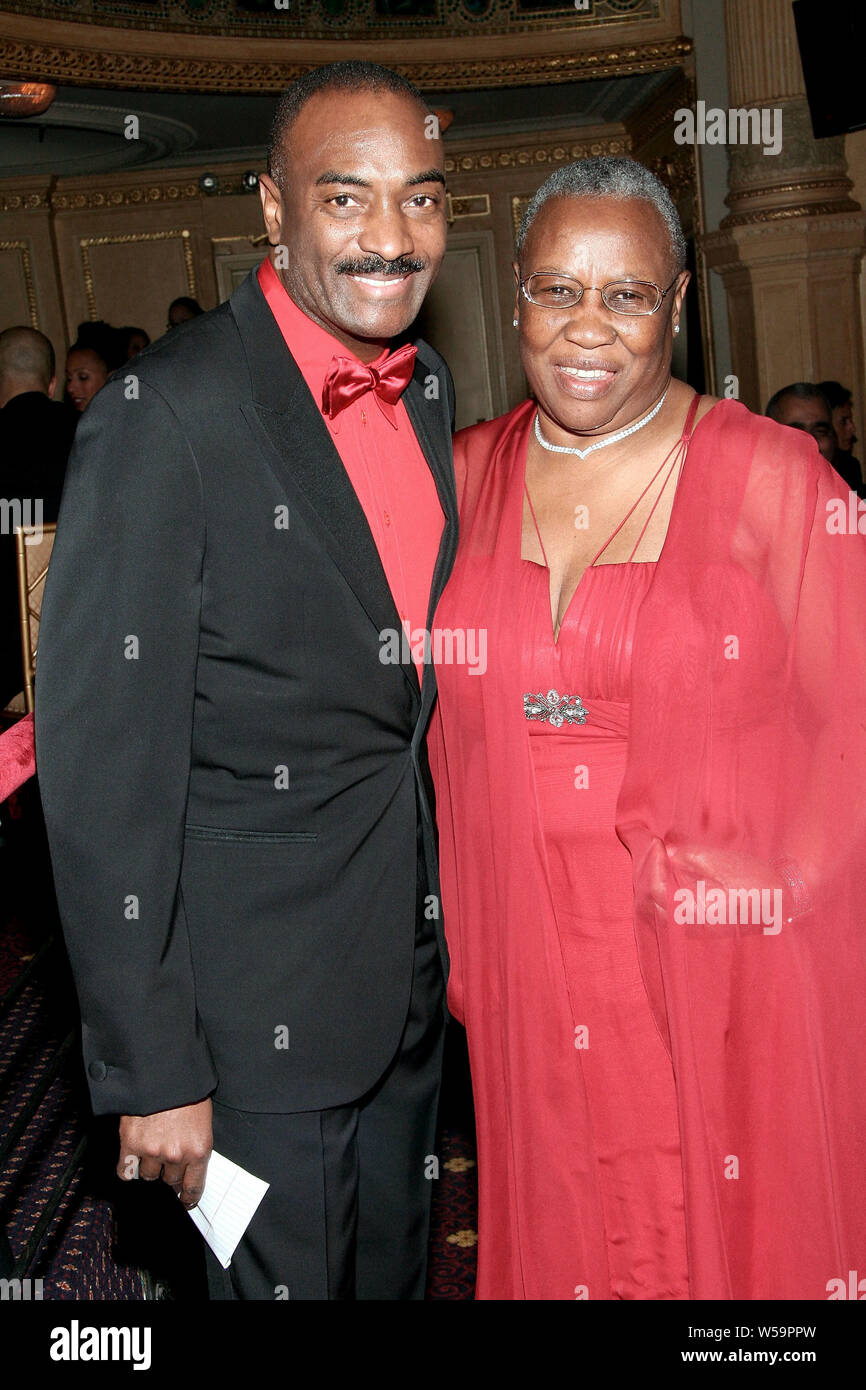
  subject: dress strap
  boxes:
[523,482,550,568]
[526,391,703,571]
[682,390,702,440]
[588,391,702,567]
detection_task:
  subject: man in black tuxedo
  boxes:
[35,62,457,1299]
[0,327,74,707]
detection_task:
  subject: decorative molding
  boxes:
[0,138,635,213]
[0,239,37,327]
[702,212,866,265]
[449,134,631,176]
[721,200,861,228]
[79,228,195,317]
[0,35,693,95]
[727,178,857,203]
[625,68,693,151]
[53,177,252,210]
[0,189,50,212]
[0,0,663,42]
[446,193,490,222]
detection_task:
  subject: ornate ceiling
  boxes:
[2,1,658,40]
[0,0,687,94]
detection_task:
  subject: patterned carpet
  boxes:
[0,792,477,1301]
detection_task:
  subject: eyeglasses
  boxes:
[520,272,682,316]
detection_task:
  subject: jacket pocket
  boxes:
[184,825,318,845]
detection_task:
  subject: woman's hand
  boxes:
[648,842,788,935]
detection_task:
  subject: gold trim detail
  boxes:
[445,193,490,223]
[52,176,260,210]
[727,177,855,203]
[0,1,663,41]
[79,228,196,317]
[449,135,630,176]
[721,200,860,228]
[2,139,633,213]
[0,238,38,327]
[0,190,50,212]
[0,36,693,95]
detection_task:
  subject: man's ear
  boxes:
[258,172,284,246]
[48,374,57,399]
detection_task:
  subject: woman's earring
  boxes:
[513,317,519,328]
[673,323,680,335]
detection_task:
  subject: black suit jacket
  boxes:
[35,269,458,1116]
[0,391,74,706]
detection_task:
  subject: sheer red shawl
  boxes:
[428,396,866,1300]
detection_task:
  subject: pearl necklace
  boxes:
[534,385,669,460]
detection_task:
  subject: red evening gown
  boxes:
[431,396,699,1299]
[429,394,866,1301]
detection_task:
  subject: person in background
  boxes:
[65,322,125,416]
[167,296,204,329]
[0,326,74,706]
[765,381,836,464]
[818,379,861,493]
[121,326,151,360]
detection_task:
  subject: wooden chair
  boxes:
[2,522,57,719]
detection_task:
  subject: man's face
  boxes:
[258,87,447,362]
[772,393,837,462]
[832,401,857,453]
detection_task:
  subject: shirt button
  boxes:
[384,511,391,526]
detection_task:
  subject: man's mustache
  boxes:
[336,256,426,277]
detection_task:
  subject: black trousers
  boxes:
[203,881,445,1301]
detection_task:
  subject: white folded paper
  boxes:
[188,1149,270,1269]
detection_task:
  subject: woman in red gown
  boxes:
[428,158,866,1300]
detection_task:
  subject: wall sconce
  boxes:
[198,172,219,194]
[0,81,56,117]
[242,171,259,192]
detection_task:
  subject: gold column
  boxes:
[702,0,866,416]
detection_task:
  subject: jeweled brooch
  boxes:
[523,689,588,727]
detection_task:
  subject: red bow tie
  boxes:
[321,343,417,428]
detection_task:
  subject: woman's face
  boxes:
[832,402,856,453]
[65,348,108,413]
[513,195,690,440]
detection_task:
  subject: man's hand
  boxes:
[118,1099,213,1210]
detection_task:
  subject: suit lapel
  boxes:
[402,359,458,630]
[232,271,420,700]
[230,270,458,715]
[402,360,459,726]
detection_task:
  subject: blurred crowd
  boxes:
[0,296,204,707]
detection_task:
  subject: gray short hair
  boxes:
[516,157,687,274]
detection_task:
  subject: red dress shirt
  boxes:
[258,257,444,684]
